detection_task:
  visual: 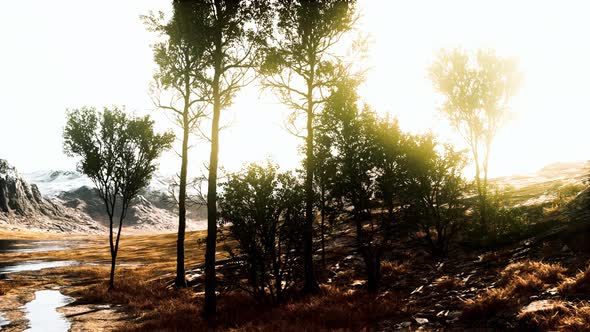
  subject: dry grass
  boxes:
[500,260,566,286]
[558,265,590,296]
[432,276,464,291]
[36,244,407,332]
[477,251,501,263]
[461,287,513,321]
[0,228,405,331]
[557,304,590,331]
[0,280,10,295]
[381,261,408,275]
[517,301,590,331]
[462,260,566,322]
[66,266,404,332]
[516,299,570,330]
[222,286,404,332]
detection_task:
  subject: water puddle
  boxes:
[0,239,71,254]
[22,290,73,332]
[0,312,9,328]
[0,261,77,275]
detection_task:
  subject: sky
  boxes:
[0,0,589,179]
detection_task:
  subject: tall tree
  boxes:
[171,0,271,316]
[261,0,358,293]
[313,132,337,267]
[429,49,521,233]
[63,107,173,289]
[404,134,468,256]
[318,78,390,292]
[144,11,207,288]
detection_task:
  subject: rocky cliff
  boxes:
[24,168,207,232]
[0,159,103,233]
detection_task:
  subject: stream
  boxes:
[22,290,74,332]
[0,239,78,331]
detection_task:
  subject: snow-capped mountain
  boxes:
[24,170,94,197]
[0,160,103,233]
[23,170,174,198]
[20,169,207,232]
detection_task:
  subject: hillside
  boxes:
[0,160,102,233]
[0,160,207,233]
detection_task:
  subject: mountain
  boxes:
[0,159,103,233]
[23,169,207,232]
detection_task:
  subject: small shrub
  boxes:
[462,288,512,320]
[463,260,566,323]
[433,276,464,291]
[219,163,305,305]
[501,260,566,286]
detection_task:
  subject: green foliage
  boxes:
[260,0,360,293]
[372,117,406,217]
[64,107,174,206]
[219,162,305,305]
[464,186,544,248]
[429,48,522,233]
[172,0,273,110]
[403,135,468,256]
[170,0,275,312]
[63,106,173,288]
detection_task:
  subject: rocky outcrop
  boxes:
[34,171,207,231]
[0,159,103,233]
[57,186,183,231]
[0,159,63,216]
[1,160,208,233]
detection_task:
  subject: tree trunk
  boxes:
[175,111,189,288]
[320,187,326,267]
[204,76,221,318]
[108,214,115,290]
[109,252,116,290]
[473,148,487,234]
[113,203,126,289]
[366,254,381,293]
[302,84,319,293]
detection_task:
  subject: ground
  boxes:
[3,218,590,331]
[1,162,590,331]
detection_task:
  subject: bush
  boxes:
[403,135,468,256]
[219,162,305,305]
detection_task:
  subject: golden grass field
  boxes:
[0,229,406,331]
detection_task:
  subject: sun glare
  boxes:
[1,0,589,177]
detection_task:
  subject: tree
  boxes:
[219,163,305,305]
[63,107,173,289]
[404,134,468,256]
[429,48,521,233]
[373,116,406,220]
[171,0,272,316]
[313,132,337,267]
[143,11,208,288]
[261,0,358,293]
[318,79,391,292]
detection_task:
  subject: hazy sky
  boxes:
[1,0,589,178]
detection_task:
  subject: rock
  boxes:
[400,321,412,328]
[0,159,103,233]
[414,317,429,325]
[520,300,561,315]
[448,311,462,319]
[411,285,424,294]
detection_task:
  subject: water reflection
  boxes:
[22,290,73,332]
[0,312,9,328]
[0,239,70,254]
[0,261,77,275]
